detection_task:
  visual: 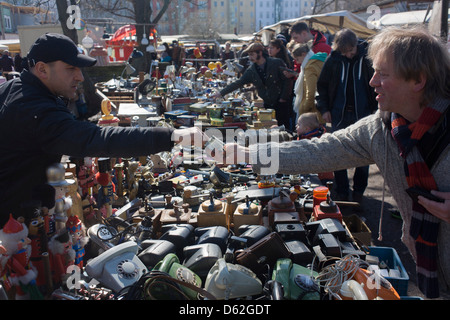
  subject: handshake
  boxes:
[172,127,250,165]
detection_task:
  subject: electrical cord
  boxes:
[119,270,190,300]
[97,213,151,244]
[314,254,365,300]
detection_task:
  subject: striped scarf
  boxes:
[391,99,448,298]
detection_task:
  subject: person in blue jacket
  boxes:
[0,33,204,228]
[315,28,377,202]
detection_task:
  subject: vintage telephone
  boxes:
[87,223,119,257]
[85,241,148,293]
[272,258,320,300]
[152,253,202,300]
[204,258,262,299]
[350,267,400,300]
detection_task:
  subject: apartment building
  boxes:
[156,0,315,36]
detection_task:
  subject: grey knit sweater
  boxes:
[249,109,450,294]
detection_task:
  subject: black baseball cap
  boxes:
[27,33,97,68]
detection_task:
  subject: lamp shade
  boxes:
[141,33,149,46]
[81,35,94,49]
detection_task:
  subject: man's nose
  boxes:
[75,67,84,82]
[369,72,379,88]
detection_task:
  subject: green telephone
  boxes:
[152,253,202,300]
[272,258,320,300]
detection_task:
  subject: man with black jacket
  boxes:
[315,28,377,202]
[212,42,294,130]
[0,33,204,227]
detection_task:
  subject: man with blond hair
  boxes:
[226,27,450,298]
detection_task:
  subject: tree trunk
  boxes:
[56,0,102,118]
[132,0,152,74]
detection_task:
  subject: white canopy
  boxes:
[376,8,449,28]
[257,10,377,45]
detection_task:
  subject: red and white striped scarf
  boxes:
[391,98,448,298]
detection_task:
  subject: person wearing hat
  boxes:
[212,42,294,131]
[0,33,206,228]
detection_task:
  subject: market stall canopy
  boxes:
[0,39,20,54]
[257,10,377,45]
[375,8,450,28]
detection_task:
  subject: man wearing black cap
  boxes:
[0,33,205,227]
[212,42,294,130]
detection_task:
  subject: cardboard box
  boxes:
[343,214,372,246]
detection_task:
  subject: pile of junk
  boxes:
[0,127,411,301]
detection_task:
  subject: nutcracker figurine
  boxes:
[66,215,88,268]
[46,163,74,234]
[95,157,117,218]
[77,157,97,198]
[48,230,75,287]
[27,209,48,289]
[0,214,43,300]
[81,196,99,228]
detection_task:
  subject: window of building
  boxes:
[4,15,11,30]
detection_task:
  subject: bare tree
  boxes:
[83,0,172,72]
[55,0,102,117]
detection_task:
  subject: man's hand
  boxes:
[172,127,206,148]
[223,143,249,165]
[418,190,450,223]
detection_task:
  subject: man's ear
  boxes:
[413,73,426,92]
[33,61,49,80]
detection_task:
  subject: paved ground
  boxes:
[342,165,450,300]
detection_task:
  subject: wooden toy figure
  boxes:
[66,215,88,268]
[0,214,43,300]
[81,196,99,228]
[48,230,75,287]
[77,157,97,198]
[98,98,119,127]
[95,157,117,218]
[27,210,48,290]
[126,161,140,201]
[46,163,74,233]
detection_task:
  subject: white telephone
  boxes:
[204,258,262,299]
[85,241,148,293]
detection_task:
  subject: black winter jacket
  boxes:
[0,70,174,226]
[315,41,377,128]
[220,56,292,108]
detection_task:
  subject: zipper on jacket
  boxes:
[336,61,348,128]
[353,56,365,120]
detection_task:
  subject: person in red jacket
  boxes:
[288,22,331,76]
[289,22,331,55]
